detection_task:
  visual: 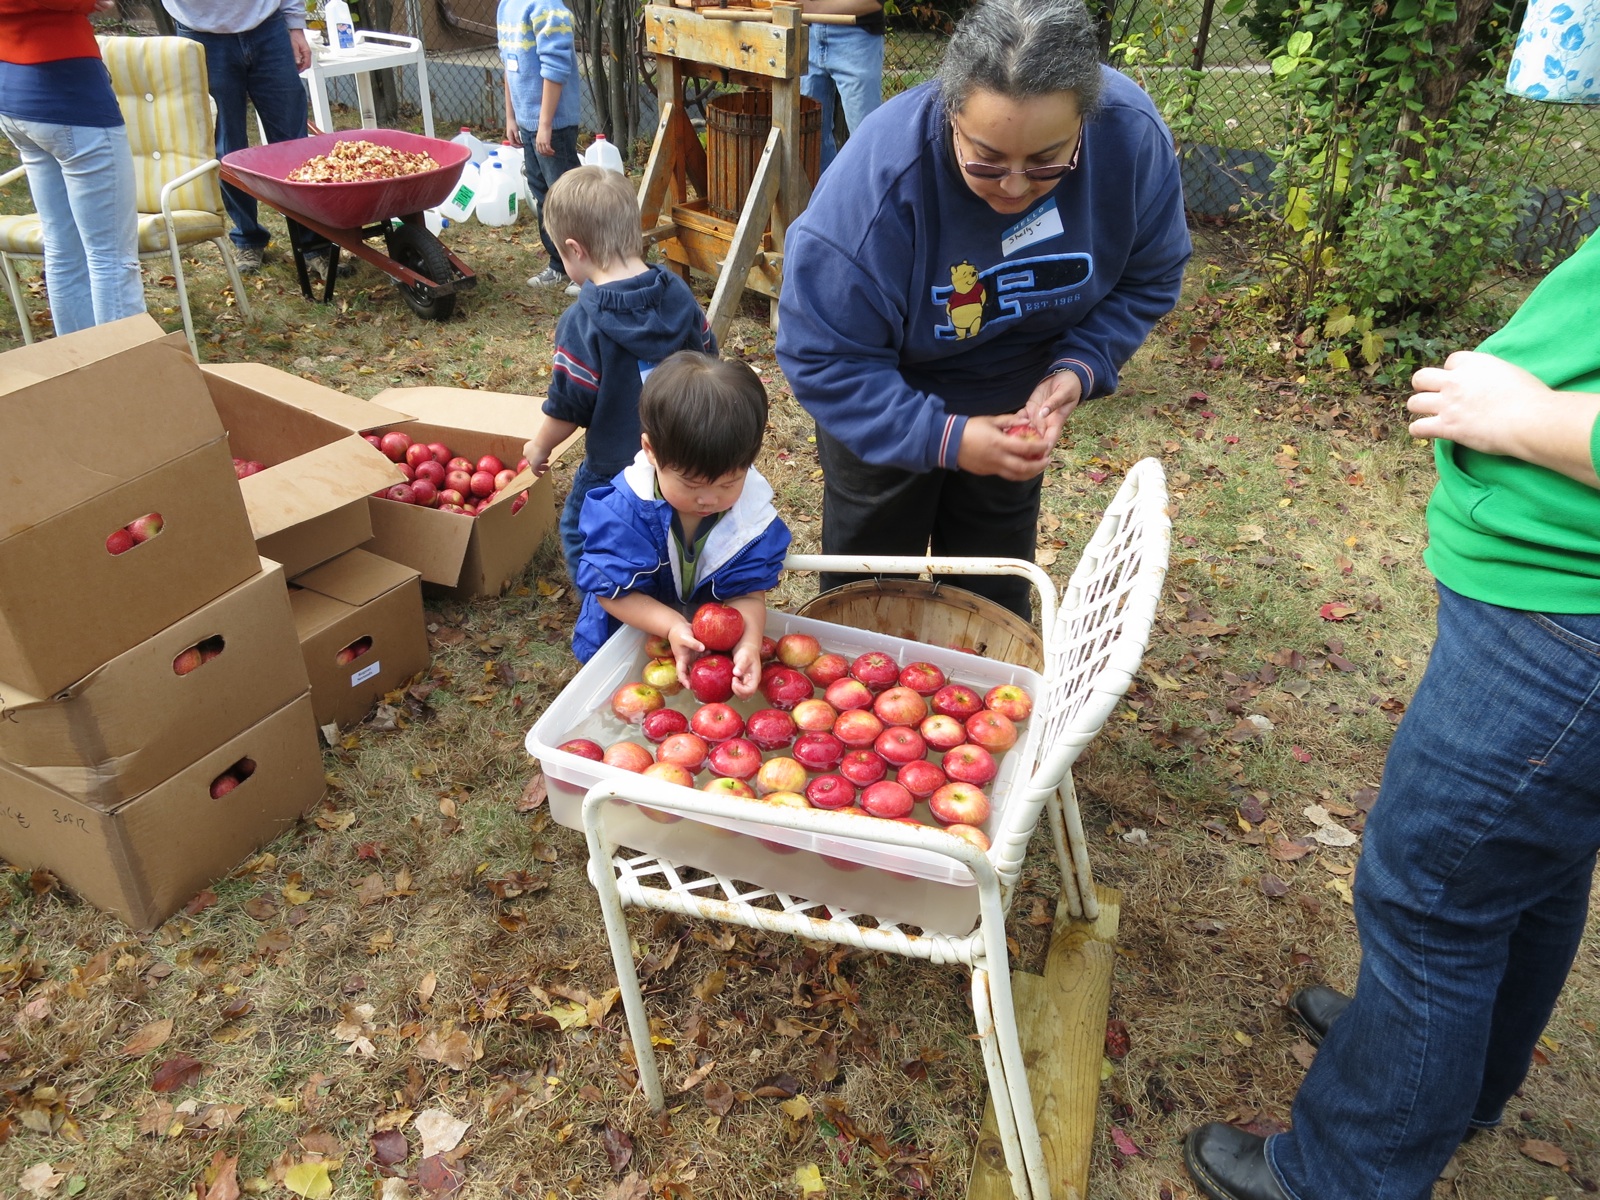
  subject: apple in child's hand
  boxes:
[966,709,1018,753]
[603,741,654,773]
[895,758,946,799]
[792,730,844,771]
[689,702,743,743]
[405,443,435,469]
[873,686,928,728]
[746,707,798,751]
[932,683,984,721]
[839,748,888,787]
[656,731,709,772]
[805,653,851,687]
[874,725,926,766]
[941,743,998,786]
[641,657,681,696]
[611,682,665,723]
[860,780,914,820]
[929,780,992,826]
[944,822,992,852]
[985,684,1034,722]
[557,738,604,761]
[708,737,762,780]
[1003,421,1043,441]
[641,707,688,743]
[833,708,883,747]
[824,677,873,713]
[805,773,856,810]
[756,756,807,795]
[850,651,900,692]
[920,713,966,751]
[644,634,673,659]
[642,761,694,787]
[702,776,755,799]
[688,654,736,704]
[378,431,412,462]
[477,454,505,476]
[898,661,946,696]
[776,633,822,668]
[791,698,837,733]
[759,666,812,710]
[691,602,744,653]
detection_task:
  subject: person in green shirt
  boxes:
[1184,238,1600,1198]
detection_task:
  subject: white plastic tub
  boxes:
[526,609,1044,935]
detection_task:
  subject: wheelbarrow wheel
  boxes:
[386,223,456,320]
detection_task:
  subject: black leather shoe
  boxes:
[1185,1123,1292,1200]
[1289,985,1351,1047]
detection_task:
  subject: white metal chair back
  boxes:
[574,459,1170,1200]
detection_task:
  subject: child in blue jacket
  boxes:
[522,166,716,581]
[572,352,790,698]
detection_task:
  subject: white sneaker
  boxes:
[527,265,568,288]
[565,280,581,297]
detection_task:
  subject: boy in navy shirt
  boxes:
[571,352,790,697]
[522,166,716,580]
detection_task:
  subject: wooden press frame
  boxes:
[636,2,812,341]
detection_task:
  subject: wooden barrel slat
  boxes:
[705,89,822,221]
[796,580,1045,671]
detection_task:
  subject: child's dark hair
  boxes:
[640,352,768,480]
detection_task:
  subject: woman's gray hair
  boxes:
[937,0,1104,117]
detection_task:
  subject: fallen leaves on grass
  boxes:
[150,1053,204,1093]
[414,1109,469,1158]
[600,1122,633,1173]
[415,1026,477,1071]
[17,1163,64,1197]
[283,1160,333,1199]
[1259,873,1290,898]
[118,1017,173,1057]
[1105,1019,1131,1060]
[1110,1126,1142,1156]
[1319,602,1357,622]
[371,1129,408,1165]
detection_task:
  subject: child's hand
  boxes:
[730,643,761,699]
[667,621,704,684]
[522,438,551,478]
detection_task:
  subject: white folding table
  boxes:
[300,29,436,139]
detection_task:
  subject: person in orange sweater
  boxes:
[0,0,145,336]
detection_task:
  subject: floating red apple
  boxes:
[691,602,744,653]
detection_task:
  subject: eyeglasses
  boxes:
[952,122,1082,181]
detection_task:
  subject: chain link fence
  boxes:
[116,0,1596,262]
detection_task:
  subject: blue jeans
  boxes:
[0,116,143,336]
[174,15,323,253]
[1267,584,1600,1200]
[801,26,884,170]
[519,124,581,271]
[559,460,610,582]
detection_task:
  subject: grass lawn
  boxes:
[0,155,1597,1199]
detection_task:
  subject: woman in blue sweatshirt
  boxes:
[776,0,1190,617]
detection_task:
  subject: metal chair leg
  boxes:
[585,854,665,1109]
[1,253,34,345]
[1058,775,1100,921]
[1044,788,1085,920]
[978,888,1052,1198]
[972,967,1033,1200]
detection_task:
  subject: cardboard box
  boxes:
[0,315,261,698]
[201,363,406,577]
[290,548,428,728]
[0,560,309,808]
[0,691,324,931]
[359,387,557,597]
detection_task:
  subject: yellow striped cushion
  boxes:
[0,214,43,255]
[97,36,222,218]
[0,211,225,255]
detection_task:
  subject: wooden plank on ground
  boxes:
[969,886,1121,1200]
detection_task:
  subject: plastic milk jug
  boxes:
[582,134,625,174]
[423,208,452,236]
[449,127,493,166]
[324,0,356,48]
[439,159,480,222]
[475,160,518,226]
[497,141,528,208]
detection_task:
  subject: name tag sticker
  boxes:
[505,55,519,71]
[351,660,382,686]
[1001,199,1064,257]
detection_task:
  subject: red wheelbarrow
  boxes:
[219,129,477,320]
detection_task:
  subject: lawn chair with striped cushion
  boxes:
[0,36,250,353]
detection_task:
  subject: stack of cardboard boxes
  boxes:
[0,318,327,929]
